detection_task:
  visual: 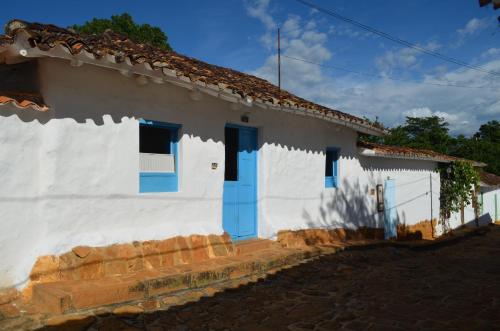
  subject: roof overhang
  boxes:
[358,147,451,163]
[0,32,385,136]
[358,147,486,167]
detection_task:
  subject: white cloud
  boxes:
[328,24,373,39]
[375,42,440,75]
[282,15,301,38]
[458,17,490,37]
[251,14,332,91]
[245,0,276,49]
[245,0,275,30]
[402,107,467,129]
[309,8,319,15]
[454,17,491,47]
[482,47,500,58]
[246,1,500,136]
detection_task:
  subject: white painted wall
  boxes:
[0,58,440,288]
[445,185,498,231]
[481,188,499,223]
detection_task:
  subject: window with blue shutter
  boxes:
[139,119,180,193]
[325,148,340,188]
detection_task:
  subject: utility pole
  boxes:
[278,27,281,91]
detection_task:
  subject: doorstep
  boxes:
[28,239,331,317]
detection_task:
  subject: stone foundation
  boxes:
[397,220,436,241]
[277,227,384,248]
[28,233,235,287]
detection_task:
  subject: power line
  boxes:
[295,0,500,78]
[281,54,495,89]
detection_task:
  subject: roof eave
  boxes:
[358,147,487,167]
[358,147,450,163]
[2,36,385,133]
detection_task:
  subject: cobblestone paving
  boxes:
[45,227,500,331]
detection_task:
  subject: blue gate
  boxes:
[223,125,257,240]
[384,178,397,239]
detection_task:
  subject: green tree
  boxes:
[361,116,451,153]
[71,13,172,51]
[474,120,500,143]
[359,116,500,176]
[439,160,480,228]
[400,116,450,153]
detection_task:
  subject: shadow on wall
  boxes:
[0,56,373,158]
[300,156,436,234]
[302,177,384,230]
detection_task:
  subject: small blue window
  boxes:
[139,119,180,193]
[325,148,339,188]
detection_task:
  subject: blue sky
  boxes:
[2,0,499,135]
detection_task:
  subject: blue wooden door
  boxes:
[223,126,257,240]
[384,179,397,239]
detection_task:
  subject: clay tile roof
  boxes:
[480,171,500,187]
[0,19,384,134]
[0,35,13,46]
[357,141,486,167]
[0,92,48,111]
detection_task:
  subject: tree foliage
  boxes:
[71,13,172,51]
[439,160,480,228]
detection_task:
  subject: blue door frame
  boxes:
[223,124,258,241]
[384,178,397,239]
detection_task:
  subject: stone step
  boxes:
[31,247,311,315]
[235,239,277,256]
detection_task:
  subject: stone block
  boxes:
[141,240,162,269]
[32,283,73,314]
[70,278,146,310]
[175,236,193,264]
[0,288,19,305]
[30,255,60,282]
[0,302,20,319]
[221,232,235,255]
[190,235,209,263]
[157,237,176,267]
[147,272,191,297]
[59,249,104,281]
[140,299,159,311]
[397,220,435,241]
[104,243,143,275]
[207,234,228,257]
[72,246,92,259]
[112,305,144,315]
[190,265,233,288]
[161,295,181,306]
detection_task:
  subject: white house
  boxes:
[447,171,500,229]
[0,20,484,290]
[479,172,500,224]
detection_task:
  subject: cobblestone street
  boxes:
[43,226,500,331]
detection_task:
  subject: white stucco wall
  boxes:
[0,58,439,288]
[444,186,499,232]
[481,188,499,222]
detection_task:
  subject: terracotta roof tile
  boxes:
[0,91,48,111]
[480,171,500,186]
[357,141,489,169]
[0,19,383,133]
[0,35,13,46]
[357,141,458,162]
